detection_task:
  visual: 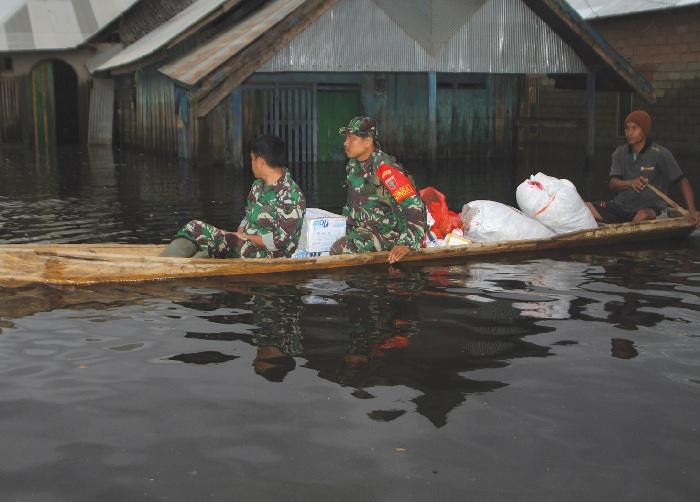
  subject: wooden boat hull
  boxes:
[0,217,695,286]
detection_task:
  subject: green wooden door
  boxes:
[316,89,362,163]
[316,89,362,209]
[31,61,56,153]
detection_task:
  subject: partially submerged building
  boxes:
[2,0,656,164]
[92,0,653,165]
[533,0,700,154]
[0,0,144,149]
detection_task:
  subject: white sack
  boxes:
[516,172,597,234]
[460,200,555,243]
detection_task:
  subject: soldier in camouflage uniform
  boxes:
[160,135,306,259]
[331,117,426,263]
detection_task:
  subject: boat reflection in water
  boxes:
[152,268,559,428]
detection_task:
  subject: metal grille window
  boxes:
[617,92,633,137]
[258,84,315,166]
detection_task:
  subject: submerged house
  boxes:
[0,0,144,149]
[532,0,700,154]
[92,0,654,166]
[1,0,656,165]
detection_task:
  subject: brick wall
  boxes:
[530,5,700,155]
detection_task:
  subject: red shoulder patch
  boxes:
[376,164,417,203]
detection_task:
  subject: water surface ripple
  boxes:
[0,146,699,500]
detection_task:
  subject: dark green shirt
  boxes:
[610,140,684,213]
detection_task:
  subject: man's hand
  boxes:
[388,244,411,264]
[688,209,700,227]
[232,231,264,247]
[629,176,649,192]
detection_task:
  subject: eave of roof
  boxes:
[160,0,339,117]
[524,0,655,102]
[96,0,240,73]
[0,0,140,52]
[567,0,700,20]
[159,0,306,86]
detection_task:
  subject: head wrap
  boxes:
[625,110,652,137]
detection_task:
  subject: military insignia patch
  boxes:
[376,164,417,203]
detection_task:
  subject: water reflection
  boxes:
[611,338,639,360]
[27,269,558,428]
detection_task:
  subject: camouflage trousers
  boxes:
[175,220,268,259]
[330,226,400,255]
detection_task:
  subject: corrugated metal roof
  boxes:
[567,0,700,19]
[0,0,140,51]
[257,0,587,73]
[96,0,232,72]
[159,0,307,86]
[153,0,654,110]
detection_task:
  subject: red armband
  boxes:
[376,164,417,203]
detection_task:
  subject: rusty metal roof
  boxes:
[96,0,233,72]
[0,0,140,51]
[568,0,700,19]
[159,0,307,86]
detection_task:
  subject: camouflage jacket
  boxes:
[342,150,426,250]
[239,169,306,257]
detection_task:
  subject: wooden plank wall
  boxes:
[205,96,232,162]
[241,87,265,163]
[436,75,520,159]
[0,78,21,143]
[114,70,178,156]
[363,73,430,161]
[114,71,520,163]
[488,75,520,158]
[362,73,521,160]
[115,75,135,148]
[31,62,56,153]
[87,78,115,145]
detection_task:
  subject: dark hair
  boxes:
[254,356,296,382]
[250,134,286,168]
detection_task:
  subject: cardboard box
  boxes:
[295,208,346,256]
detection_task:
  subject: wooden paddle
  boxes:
[645,183,688,216]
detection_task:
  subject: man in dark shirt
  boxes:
[586,110,700,226]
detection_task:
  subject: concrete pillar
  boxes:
[231,87,243,166]
[428,71,437,165]
[585,71,596,159]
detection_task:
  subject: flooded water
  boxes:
[1,145,699,500]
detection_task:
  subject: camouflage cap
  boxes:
[338,116,379,138]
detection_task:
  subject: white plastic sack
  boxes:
[516,172,597,234]
[460,200,555,243]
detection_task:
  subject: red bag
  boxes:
[420,187,463,239]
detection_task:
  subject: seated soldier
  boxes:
[160,134,306,258]
[586,110,700,226]
[331,117,427,264]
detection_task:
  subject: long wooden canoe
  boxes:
[0,217,695,286]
